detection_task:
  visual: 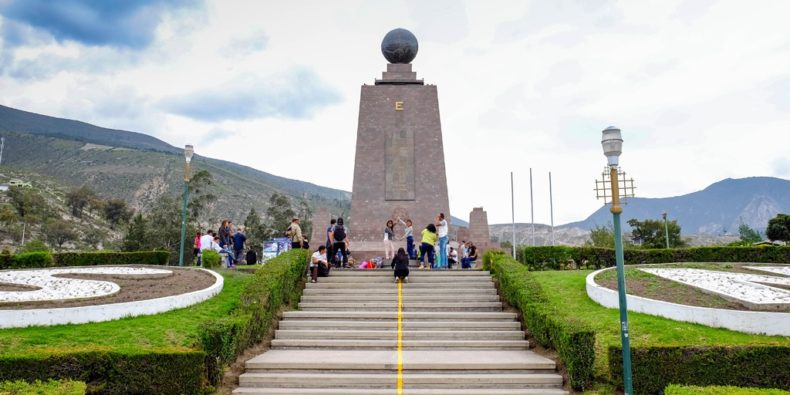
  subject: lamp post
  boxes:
[662,211,670,249]
[601,126,633,394]
[178,145,194,267]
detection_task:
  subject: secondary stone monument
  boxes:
[349,28,451,247]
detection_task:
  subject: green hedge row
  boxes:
[0,351,205,394]
[483,251,595,391]
[521,246,790,270]
[198,248,309,386]
[0,379,86,395]
[0,251,170,270]
[610,346,790,395]
[665,384,790,394]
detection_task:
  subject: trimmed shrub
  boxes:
[665,384,790,394]
[609,346,790,395]
[9,252,54,269]
[0,351,205,394]
[521,246,790,270]
[201,250,221,269]
[0,379,86,395]
[198,248,309,386]
[19,239,50,254]
[485,251,595,390]
[53,251,169,266]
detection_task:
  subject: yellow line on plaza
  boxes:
[397,280,404,395]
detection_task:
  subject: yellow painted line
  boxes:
[397,280,404,395]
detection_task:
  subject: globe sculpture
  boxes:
[381,28,418,64]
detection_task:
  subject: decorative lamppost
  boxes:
[662,211,670,249]
[178,145,194,267]
[599,126,634,394]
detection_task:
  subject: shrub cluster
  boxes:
[484,251,595,391]
[610,346,790,395]
[201,250,221,269]
[665,384,790,395]
[0,351,205,394]
[0,251,169,269]
[198,248,309,386]
[0,379,86,395]
[521,246,790,270]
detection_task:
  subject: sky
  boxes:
[1,0,789,226]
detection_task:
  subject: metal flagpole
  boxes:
[549,171,555,246]
[510,171,516,258]
[529,168,535,246]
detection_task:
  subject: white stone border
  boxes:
[0,267,224,328]
[586,268,790,336]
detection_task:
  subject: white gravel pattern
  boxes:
[0,267,172,303]
[744,266,790,277]
[640,268,790,305]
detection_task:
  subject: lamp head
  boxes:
[662,211,667,219]
[601,126,623,166]
[184,145,194,164]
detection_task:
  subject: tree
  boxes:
[83,227,107,249]
[627,218,686,248]
[7,186,48,243]
[766,214,790,245]
[42,219,78,249]
[122,214,149,251]
[738,223,762,244]
[103,198,133,229]
[265,193,295,239]
[244,207,267,253]
[187,170,216,223]
[588,224,615,248]
[65,186,98,219]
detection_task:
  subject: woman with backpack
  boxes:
[391,247,409,283]
[384,220,396,260]
[419,224,437,269]
[331,218,349,268]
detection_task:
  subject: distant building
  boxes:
[8,179,32,188]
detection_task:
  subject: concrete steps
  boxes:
[234,271,567,394]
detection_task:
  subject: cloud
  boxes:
[162,68,341,122]
[0,0,201,49]
[220,31,268,57]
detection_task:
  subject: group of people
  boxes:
[193,219,255,267]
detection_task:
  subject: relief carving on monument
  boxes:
[385,128,416,201]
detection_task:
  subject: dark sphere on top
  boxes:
[381,28,418,64]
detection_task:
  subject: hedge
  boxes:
[201,250,221,269]
[0,351,205,394]
[198,248,309,386]
[484,251,595,391]
[521,246,790,270]
[0,251,169,269]
[665,384,790,394]
[609,346,790,395]
[0,379,86,395]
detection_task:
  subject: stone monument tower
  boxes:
[349,28,450,248]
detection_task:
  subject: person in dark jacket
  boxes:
[391,247,410,283]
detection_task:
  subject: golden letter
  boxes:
[395,101,404,111]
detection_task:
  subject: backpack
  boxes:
[285,225,293,238]
[333,225,346,242]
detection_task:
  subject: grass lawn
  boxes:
[530,270,790,380]
[0,269,252,357]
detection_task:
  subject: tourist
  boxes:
[310,245,330,283]
[384,220,395,259]
[435,213,448,269]
[448,246,458,269]
[245,248,257,265]
[391,247,410,283]
[233,226,247,264]
[286,217,306,249]
[218,219,232,249]
[398,217,416,259]
[462,241,478,269]
[331,217,349,268]
[200,230,215,253]
[193,231,202,264]
[419,224,437,269]
[325,218,336,264]
[214,235,236,267]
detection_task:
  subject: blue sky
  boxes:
[1,0,789,225]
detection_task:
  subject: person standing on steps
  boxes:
[384,220,396,259]
[325,218,336,264]
[435,213,448,269]
[286,217,306,249]
[419,224,437,269]
[391,247,409,283]
[398,217,416,260]
[331,217,349,268]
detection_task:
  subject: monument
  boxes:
[349,28,451,251]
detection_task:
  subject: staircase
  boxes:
[234,270,567,394]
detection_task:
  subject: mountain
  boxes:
[562,177,790,235]
[0,105,350,223]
